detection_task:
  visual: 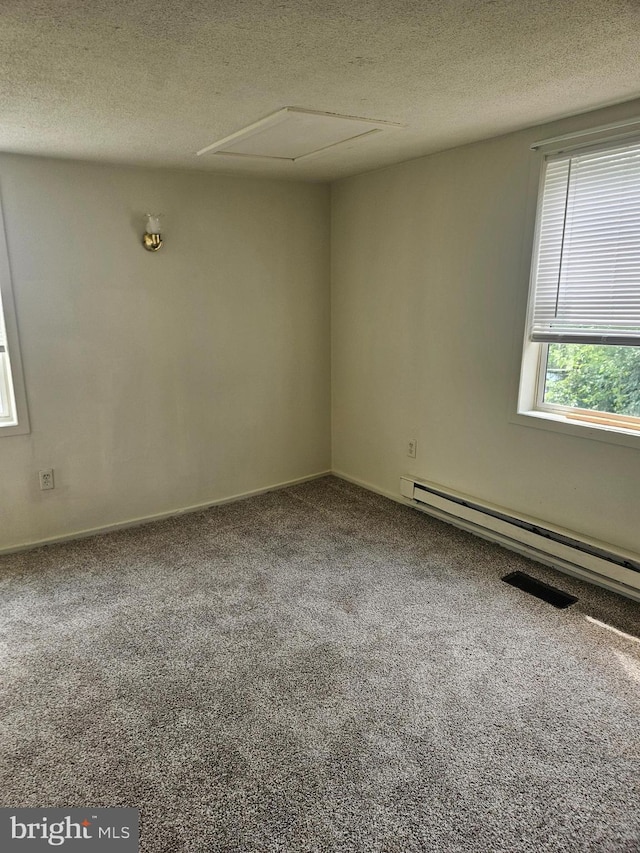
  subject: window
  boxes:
[0,305,12,420]
[0,196,29,435]
[519,133,640,440]
[0,293,18,427]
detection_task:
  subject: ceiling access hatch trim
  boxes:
[196,107,403,162]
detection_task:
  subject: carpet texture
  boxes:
[1,476,639,852]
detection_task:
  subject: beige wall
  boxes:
[3,99,640,556]
[0,155,330,549]
[331,100,640,554]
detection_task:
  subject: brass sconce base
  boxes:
[142,232,163,251]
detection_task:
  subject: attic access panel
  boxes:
[196,107,402,162]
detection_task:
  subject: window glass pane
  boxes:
[543,343,640,417]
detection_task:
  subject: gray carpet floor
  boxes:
[1,475,639,852]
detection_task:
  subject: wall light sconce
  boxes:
[142,214,163,251]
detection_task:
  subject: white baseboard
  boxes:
[0,470,332,555]
[6,466,640,606]
[416,502,640,604]
[332,470,640,604]
[331,469,403,503]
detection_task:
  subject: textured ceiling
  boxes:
[1,0,639,181]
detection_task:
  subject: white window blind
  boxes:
[529,139,640,344]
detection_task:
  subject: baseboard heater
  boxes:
[400,476,640,601]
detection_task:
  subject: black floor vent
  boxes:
[501,571,578,609]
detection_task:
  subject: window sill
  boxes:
[512,408,640,450]
[0,420,30,437]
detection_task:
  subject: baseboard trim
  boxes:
[0,470,332,556]
[331,469,403,504]
[7,467,639,605]
[331,470,640,604]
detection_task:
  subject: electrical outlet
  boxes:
[38,469,54,490]
[407,439,417,459]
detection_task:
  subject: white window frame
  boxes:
[534,342,640,432]
[514,121,640,450]
[0,192,30,436]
